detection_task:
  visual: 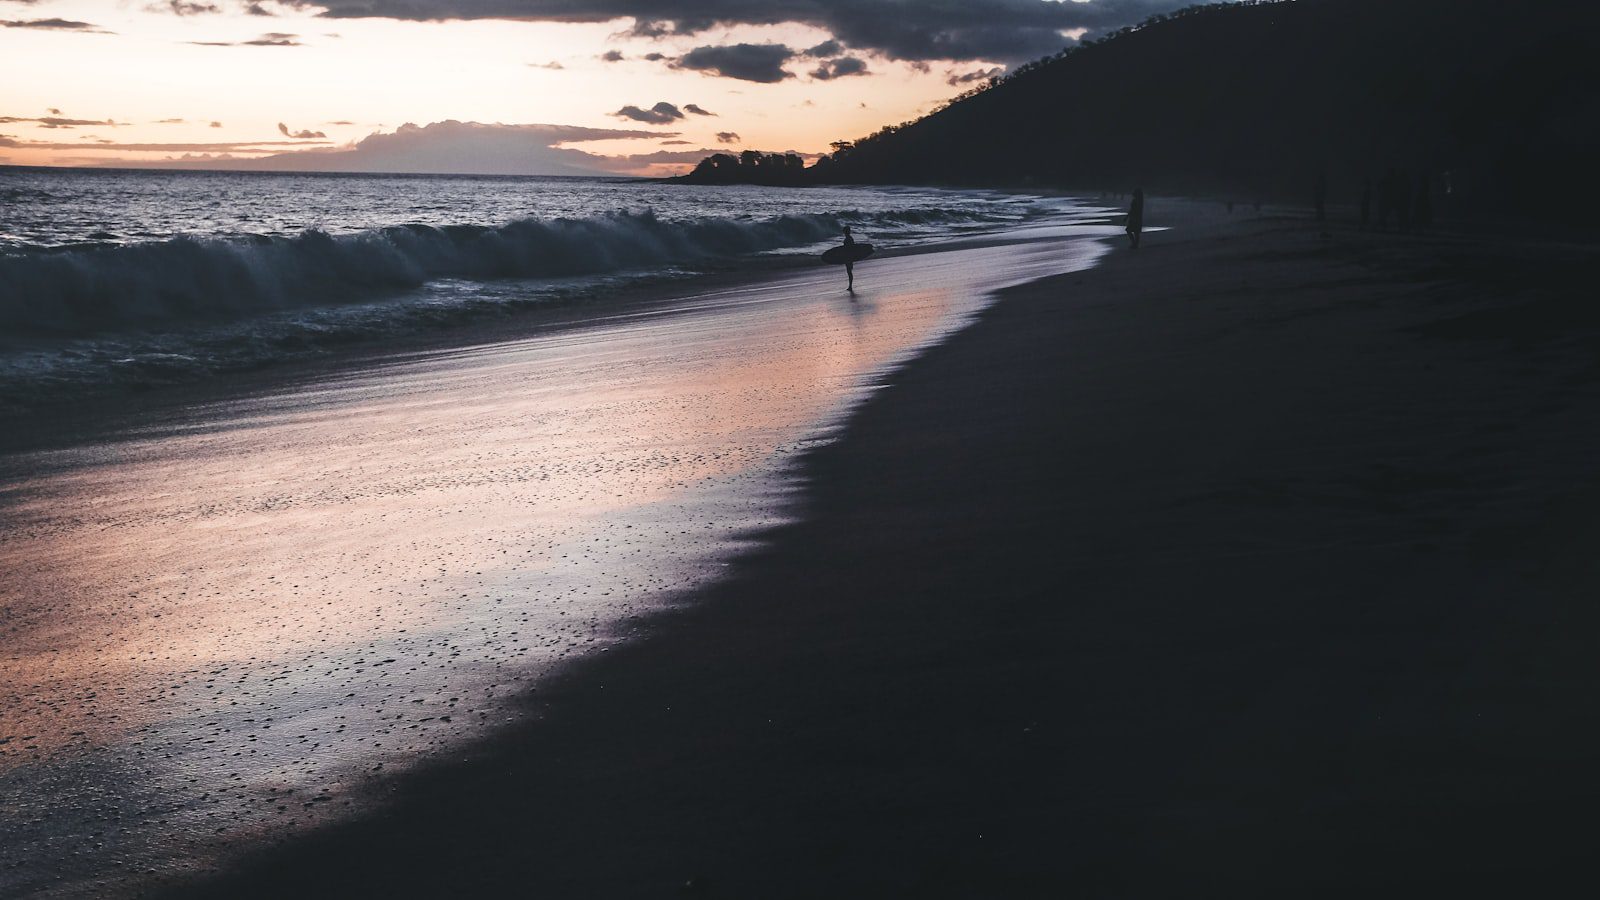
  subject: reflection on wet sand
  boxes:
[0,234,1109,895]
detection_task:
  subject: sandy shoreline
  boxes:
[1,228,1116,896]
[133,209,1600,896]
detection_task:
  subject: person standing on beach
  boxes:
[1126,188,1145,249]
[842,224,857,292]
[1413,173,1433,233]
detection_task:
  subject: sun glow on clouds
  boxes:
[0,0,1039,174]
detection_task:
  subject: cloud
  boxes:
[301,1,1200,63]
[21,119,713,177]
[528,60,564,69]
[155,118,187,124]
[1,18,111,33]
[660,139,692,145]
[803,40,842,58]
[586,147,746,173]
[682,103,715,116]
[244,31,300,44]
[619,17,673,39]
[715,131,741,143]
[642,51,666,61]
[600,49,624,62]
[128,120,672,176]
[278,122,327,138]
[809,56,869,80]
[192,31,302,45]
[210,121,223,127]
[947,65,1005,85]
[325,119,356,125]
[152,1,220,15]
[612,102,684,125]
[0,115,124,128]
[0,136,327,151]
[674,43,794,83]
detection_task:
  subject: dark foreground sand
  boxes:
[164,214,1600,897]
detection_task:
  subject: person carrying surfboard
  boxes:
[842,225,856,292]
[821,225,873,292]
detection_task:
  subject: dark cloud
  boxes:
[612,102,684,125]
[660,139,692,145]
[642,51,666,61]
[599,48,625,62]
[326,120,356,124]
[278,122,327,138]
[674,43,794,83]
[243,1,279,14]
[682,103,715,116]
[1,18,112,33]
[946,65,1004,85]
[301,1,1199,63]
[803,40,842,58]
[809,56,868,80]
[715,131,741,143]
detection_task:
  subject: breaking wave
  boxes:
[0,207,1009,337]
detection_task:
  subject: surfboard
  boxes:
[821,243,874,265]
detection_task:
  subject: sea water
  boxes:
[0,168,1087,416]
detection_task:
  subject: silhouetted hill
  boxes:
[702,0,1600,221]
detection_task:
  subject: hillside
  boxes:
[698,0,1600,221]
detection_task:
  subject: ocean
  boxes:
[0,168,1086,417]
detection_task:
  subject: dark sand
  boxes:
[163,214,1600,897]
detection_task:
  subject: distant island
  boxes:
[676,0,1599,223]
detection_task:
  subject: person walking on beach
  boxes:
[842,224,857,292]
[1126,188,1145,249]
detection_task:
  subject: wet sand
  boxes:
[0,230,1114,896]
[155,210,1600,896]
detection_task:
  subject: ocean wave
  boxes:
[0,207,1004,338]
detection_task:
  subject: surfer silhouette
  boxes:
[821,224,873,291]
[843,225,856,292]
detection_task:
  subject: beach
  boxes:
[0,219,1115,896]
[119,208,1600,896]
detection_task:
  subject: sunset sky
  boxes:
[1,1,1194,175]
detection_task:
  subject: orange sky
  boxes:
[0,1,1047,175]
